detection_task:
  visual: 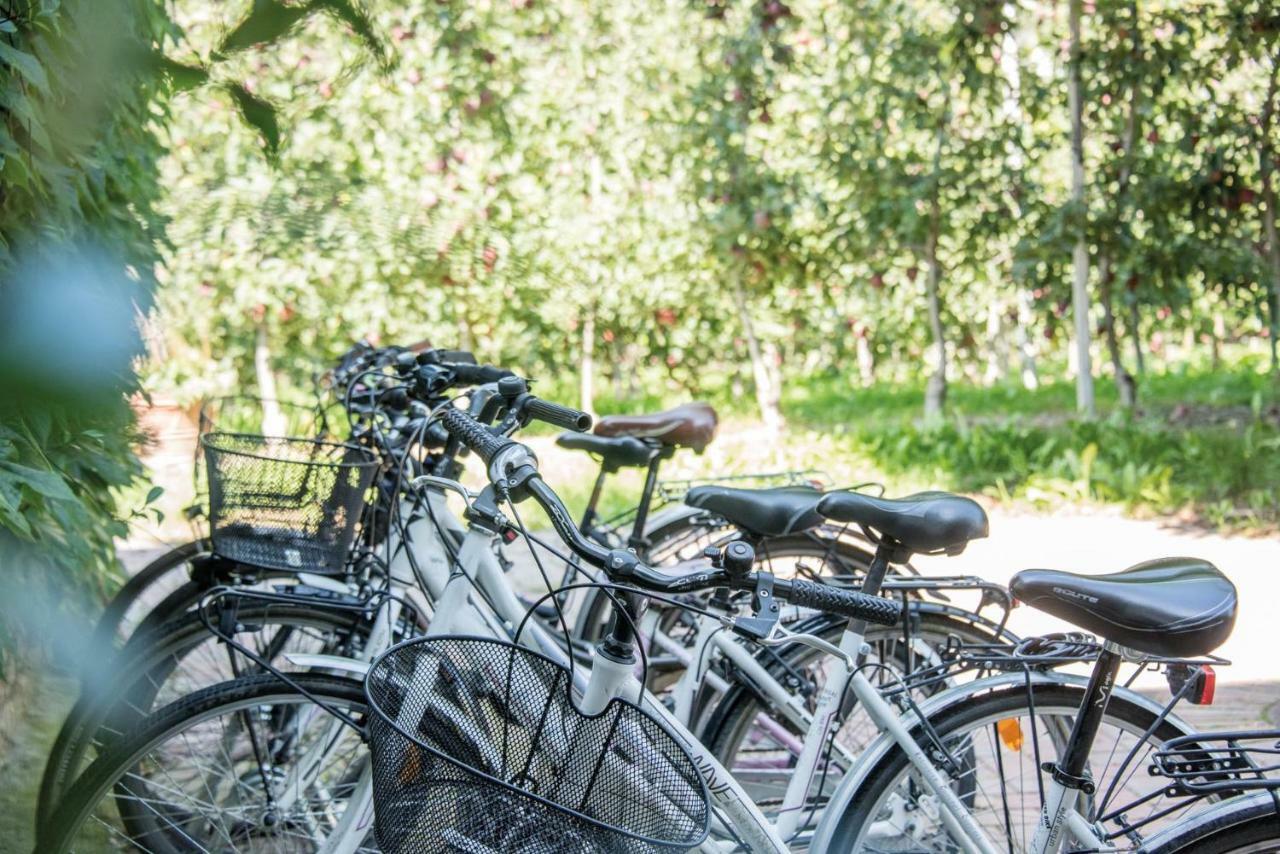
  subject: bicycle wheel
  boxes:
[1142,792,1280,853]
[93,539,210,649]
[38,673,376,854]
[39,600,375,830]
[701,610,1005,819]
[823,682,1203,851]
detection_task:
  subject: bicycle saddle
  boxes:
[816,491,988,556]
[1011,558,1237,658]
[555,432,656,472]
[686,485,825,538]
[593,402,718,452]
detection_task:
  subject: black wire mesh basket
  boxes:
[187,396,331,521]
[202,432,378,574]
[364,636,710,853]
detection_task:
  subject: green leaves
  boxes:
[219,0,313,55]
[218,0,384,62]
[149,54,209,92]
[0,461,76,502]
[0,41,49,94]
[225,82,281,156]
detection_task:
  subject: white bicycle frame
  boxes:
[287,483,1113,854]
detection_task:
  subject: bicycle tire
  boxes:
[37,673,373,854]
[823,682,1201,851]
[38,600,370,831]
[1141,792,1280,853]
[92,538,210,650]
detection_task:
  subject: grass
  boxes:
[0,668,76,850]
[533,358,1280,532]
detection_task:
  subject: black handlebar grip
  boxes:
[525,397,593,432]
[778,579,902,626]
[437,407,513,464]
[449,363,516,386]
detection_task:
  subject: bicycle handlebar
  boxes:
[436,406,900,626]
[437,406,513,464]
[524,397,593,432]
[773,577,902,625]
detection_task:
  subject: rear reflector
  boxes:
[1193,665,1216,706]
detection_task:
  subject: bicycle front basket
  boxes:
[365,636,710,853]
[202,432,378,574]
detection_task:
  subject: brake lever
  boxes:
[756,623,856,669]
[411,475,477,508]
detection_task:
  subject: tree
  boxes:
[1067,0,1097,416]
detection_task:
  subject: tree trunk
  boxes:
[923,240,947,420]
[1068,0,1096,416]
[856,332,875,386]
[1097,1,1141,408]
[1014,288,1040,390]
[458,314,474,354]
[999,18,1040,391]
[1211,312,1224,369]
[1258,54,1280,376]
[1129,302,1146,377]
[1099,262,1136,408]
[253,323,284,435]
[732,277,785,432]
[1260,143,1280,376]
[625,344,640,399]
[922,105,949,421]
[983,297,1009,385]
[580,309,596,418]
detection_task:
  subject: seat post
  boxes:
[626,448,665,554]
[861,540,898,599]
[578,467,609,535]
[845,541,897,644]
[1051,642,1124,789]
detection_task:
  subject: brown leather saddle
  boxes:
[592,402,718,453]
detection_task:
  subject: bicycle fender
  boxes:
[283,653,371,676]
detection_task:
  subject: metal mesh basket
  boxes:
[202,432,378,574]
[188,396,331,521]
[365,636,710,853]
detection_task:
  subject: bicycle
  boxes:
[37,397,1221,852]
[42,347,1017,832]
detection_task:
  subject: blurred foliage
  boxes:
[0,0,168,673]
[548,363,1280,530]
[0,0,377,672]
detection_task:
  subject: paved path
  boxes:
[909,506,1279,729]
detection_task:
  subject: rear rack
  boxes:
[656,469,870,503]
[880,632,1231,700]
[1151,730,1280,795]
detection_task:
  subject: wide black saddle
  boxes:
[1010,558,1237,658]
[816,491,989,556]
[685,485,824,538]
[555,433,656,472]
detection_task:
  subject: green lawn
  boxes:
[537,360,1280,531]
